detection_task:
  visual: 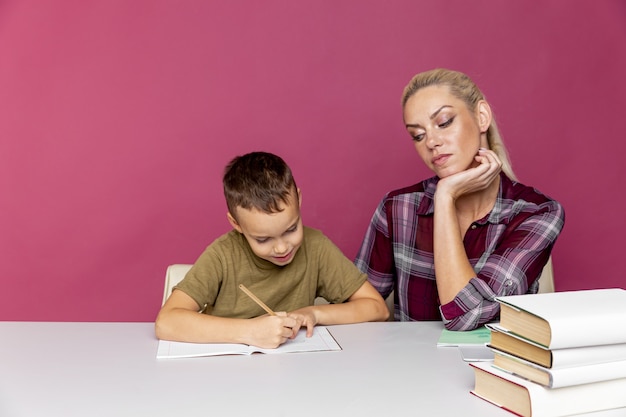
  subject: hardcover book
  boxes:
[495,288,626,349]
[470,361,626,417]
[491,348,626,388]
[487,324,626,368]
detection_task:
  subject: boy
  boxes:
[155,152,388,348]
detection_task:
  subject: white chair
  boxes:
[162,264,193,306]
[537,257,555,293]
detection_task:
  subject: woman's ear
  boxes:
[227,211,242,233]
[477,100,492,133]
[297,188,302,207]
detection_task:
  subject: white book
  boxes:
[488,323,626,368]
[496,288,626,349]
[156,326,341,359]
[491,348,626,388]
[470,361,626,417]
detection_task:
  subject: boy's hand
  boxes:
[287,307,319,338]
[247,312,297,349]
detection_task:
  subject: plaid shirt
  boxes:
[355,173,565,330]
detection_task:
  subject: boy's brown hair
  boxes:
[223,151,298,220]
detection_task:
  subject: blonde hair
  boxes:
[402,68,517,181]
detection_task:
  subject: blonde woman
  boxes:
[355,69,565,330]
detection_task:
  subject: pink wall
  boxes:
[1,1,625,322]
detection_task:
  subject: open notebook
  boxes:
[157,326,341,359]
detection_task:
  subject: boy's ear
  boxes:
[226,212,242,233]
[297,188,302,207]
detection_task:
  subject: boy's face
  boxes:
[227,191,304,266]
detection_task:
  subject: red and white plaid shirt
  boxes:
[355,173,565,330]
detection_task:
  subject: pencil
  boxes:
[238,284,276,316]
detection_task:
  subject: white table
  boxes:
[1,321,624,417]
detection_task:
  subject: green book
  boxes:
[437,325,491,347]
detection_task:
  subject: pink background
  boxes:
[1,1,625,322]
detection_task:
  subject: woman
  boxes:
[355,68,565,330]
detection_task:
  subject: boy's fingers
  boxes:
[289,322,302,338]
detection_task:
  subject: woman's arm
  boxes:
[433,149,502,304]
[437,201,565,330]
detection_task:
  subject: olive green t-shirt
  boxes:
[174,226,367,318]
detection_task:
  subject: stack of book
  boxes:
[469,288,626,417]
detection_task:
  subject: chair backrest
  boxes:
[162,264,193,306]
[537,257,555,293]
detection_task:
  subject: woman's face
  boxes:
[403,85,490,178]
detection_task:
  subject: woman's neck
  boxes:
[455,174,501,221]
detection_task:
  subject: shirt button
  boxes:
[505,280,513,287]
[471,224,477,229]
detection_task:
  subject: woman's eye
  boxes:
[412,133,425,142]
[439,116,454,128]
[255,238,269,244]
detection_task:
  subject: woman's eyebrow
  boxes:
[405,105,452,128]
[429,105,452,120]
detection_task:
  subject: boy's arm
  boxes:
[289,281,389,336]
[155,289,297,349]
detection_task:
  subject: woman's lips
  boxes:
[432,154,451,167]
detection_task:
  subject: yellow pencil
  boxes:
[238,284,276,316]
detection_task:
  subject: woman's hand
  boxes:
[436,148,502,201]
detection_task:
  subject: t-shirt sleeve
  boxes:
[313,232,368,304]
[173,246,223,310]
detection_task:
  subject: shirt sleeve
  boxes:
[173,245,222,310]
[354,198,395,299]
[440,199,565,330]
[315,232,368,304]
